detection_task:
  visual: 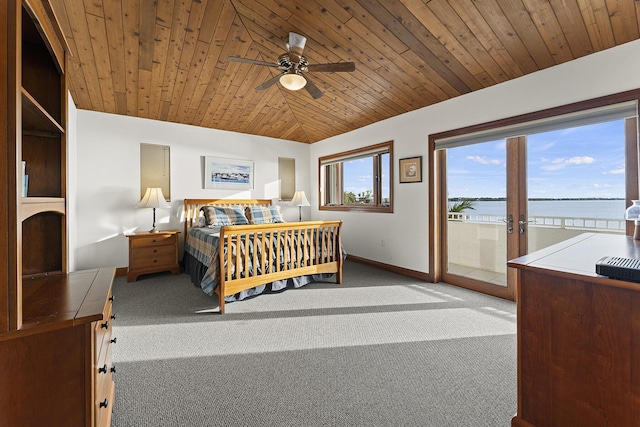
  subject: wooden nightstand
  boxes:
[126,231,180,282]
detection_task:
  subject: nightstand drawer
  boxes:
[130,245,176,269]
[130,233,176,248]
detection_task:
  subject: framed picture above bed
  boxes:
[203,156,254,190]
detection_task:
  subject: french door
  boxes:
[435,112,637,301]
[439,136,526,300]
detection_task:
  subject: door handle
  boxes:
[502,214,514,234]
[519,215,535,234]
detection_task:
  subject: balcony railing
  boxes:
[446,212,625,281]
[448,212,625,232]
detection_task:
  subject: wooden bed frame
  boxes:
[183,199,343,313]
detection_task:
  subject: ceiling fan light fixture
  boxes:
[279,72,307,91]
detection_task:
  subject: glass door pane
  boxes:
[526,120,626,254]
[445,139,507,287]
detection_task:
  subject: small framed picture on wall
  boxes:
[399,156,422,183]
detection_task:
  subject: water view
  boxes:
[453,199,627,220]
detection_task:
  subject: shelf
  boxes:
[21,87,64,134]
[20,197,65,221]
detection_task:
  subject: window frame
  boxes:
[319,141,393,213]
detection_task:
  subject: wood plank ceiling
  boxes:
[50,0,640,143]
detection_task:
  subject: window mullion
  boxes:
[373,154,380,206]
[338,163,344,205]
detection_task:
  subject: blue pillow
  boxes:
[200,205,249,226]
[244,205,285,224]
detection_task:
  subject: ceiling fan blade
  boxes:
[228,56,279,68]
[307,62,356,73]
[255,73,282,91]
[304,77,324,99]
[288,32,307,64]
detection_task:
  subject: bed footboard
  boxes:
[217,220,343,313]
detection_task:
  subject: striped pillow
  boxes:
[244,205,284,224]
[200,205,249,226]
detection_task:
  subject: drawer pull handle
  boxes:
[111,337,117,344]
[111,314,116,320]
[100,399,109,408]
[153,249,157,253]
[101,321,109,329]
[111,365,117,374]
[109,296,114,302]
[98,364,108,374]
[152,239,156,243]
[154,260,157,263]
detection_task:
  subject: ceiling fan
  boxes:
[228,32,356,99]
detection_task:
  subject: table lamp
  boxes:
[625,200,640,240]
[290,190,310,222]
[137,187,171,232]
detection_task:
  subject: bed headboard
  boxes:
[183,199,272,234]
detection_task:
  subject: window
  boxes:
[278,157,295,201]
[319,141,393,212]
[140,143,170,201]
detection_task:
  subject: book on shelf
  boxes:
[21,161,28,197]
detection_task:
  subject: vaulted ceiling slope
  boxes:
[50,0,640,143]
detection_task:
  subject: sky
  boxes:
[343,153,390,199]
[446,119,626,199]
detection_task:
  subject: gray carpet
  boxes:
[111,261,517,427]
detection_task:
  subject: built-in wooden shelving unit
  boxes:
[0,2,115,425]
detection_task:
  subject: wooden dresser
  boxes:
[0,268,116,427]
[508,233,640,427]
[127,231,180,282]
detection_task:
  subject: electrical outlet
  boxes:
[381,239,385,247]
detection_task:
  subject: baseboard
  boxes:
[114,258,427,282]
[346,255,430,282]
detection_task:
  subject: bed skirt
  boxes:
[182,251,334,303]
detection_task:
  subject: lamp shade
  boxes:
[625,200,640,240]
[279,72,306,91]
[137,187,171,209]
[625,200,640,220]
[290,191,310,207]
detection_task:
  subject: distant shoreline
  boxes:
[448,197,625,201]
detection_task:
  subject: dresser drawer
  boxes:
[129,245,177,269]
[95,343,115,427]
[94,303,113,364]
[95,381,115,427]
[130,233,176,248]
[95,341,113,391]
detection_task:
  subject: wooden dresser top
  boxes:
[13,267,115,337]
[508,233,640,291]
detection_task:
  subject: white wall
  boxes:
[310,39,640,274]
[72,112,311,270]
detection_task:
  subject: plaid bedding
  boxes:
[184,227,222,296]
[184,225,338,300]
